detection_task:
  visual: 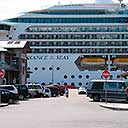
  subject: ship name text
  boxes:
[27,55,69,61]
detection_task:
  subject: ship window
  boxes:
[34,49,40,53]
[64,83,67,85]
[9,17,128,23]
[49,49,54,53]
[64,75,67,79]
[71,75,75,79]
[79,82,82,86]
[56,67,60,70]
[34,67,38,70]
[42,67,45,70]
[71,82,75,85]
[86,75,89,79]
[78,75,82,78]
[27,67,30,70]
[86,82,88,85]
[56,49,61,53]
[49,67,53,70]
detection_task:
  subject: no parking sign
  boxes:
[0,69,5,78]
[102,70,110,79]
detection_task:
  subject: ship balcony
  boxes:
[23,39,128,42]
[24,32,128,34]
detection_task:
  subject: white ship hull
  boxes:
[27,53,122,86]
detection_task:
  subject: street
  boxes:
[0,89,128,128]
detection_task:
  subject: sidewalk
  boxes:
[0,103,8,107]
[99,103,128,110]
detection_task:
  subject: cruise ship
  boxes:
[0,0,128,87]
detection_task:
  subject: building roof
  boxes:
[0,47,7,52]
[0,41,28,49]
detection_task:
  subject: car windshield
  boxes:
[79,87,86,89]
[15,85,27,90]
[2,86,14,90]
[34,85,42,89]
[28,85,35,89]
[45,88,50,92]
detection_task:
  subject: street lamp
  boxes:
[118,0,123,4]
[51,65,54,84]
[102,55,112,71]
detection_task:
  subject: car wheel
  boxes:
[60,93,64,96]
[19,94,24,100]
[93,94,100,102]
[28,93,32,98]
[53,93,57,97]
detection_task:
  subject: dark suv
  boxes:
[14,84,29,100]
[87,79,128,102]
[0,88,18,104]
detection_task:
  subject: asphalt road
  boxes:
[0,89,128,128]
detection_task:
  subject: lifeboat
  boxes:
[80,58,105,65]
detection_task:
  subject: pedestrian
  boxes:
[125,86,128,101]
[65,88,69,98]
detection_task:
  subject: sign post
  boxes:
[102,70,110,103]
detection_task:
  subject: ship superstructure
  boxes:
[0,0,128,87]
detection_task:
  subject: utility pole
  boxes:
[107,55,111,72]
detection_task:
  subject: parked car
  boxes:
[0,88,18,104]
[26,84,43,98]
[53,84,66,96]
[0,85,19,95]
[44,84,59,97]
[87,79,128,102]
[42,87,51,98]
[64,84,76,89]
[78,86,87,94]
[14,84,29,100]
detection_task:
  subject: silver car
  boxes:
[26,84,43,98]
[42,87,51,98]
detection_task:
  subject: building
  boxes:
[0,0,128,87]
[0,41,29,84]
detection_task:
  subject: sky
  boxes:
[0,0,127,20]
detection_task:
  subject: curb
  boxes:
[99,103,128,111]
[0,103,8,107]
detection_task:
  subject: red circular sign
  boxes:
[102,70,110,79]
[0,69,5,78]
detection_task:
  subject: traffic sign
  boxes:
[102,70,110,79]
[0,69,5,78]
